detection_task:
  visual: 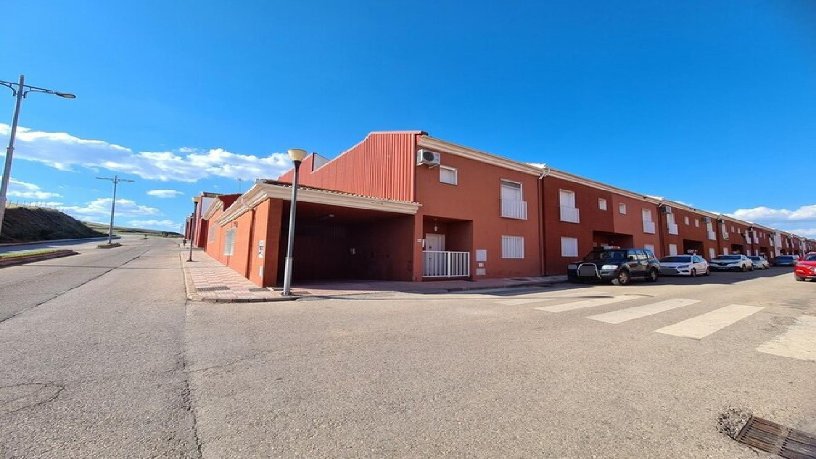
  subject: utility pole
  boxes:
[96,175,134,244]
[0,75,75,238]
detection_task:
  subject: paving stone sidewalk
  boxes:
[179,245,567,303]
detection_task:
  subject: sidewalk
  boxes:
[180,246,567,303]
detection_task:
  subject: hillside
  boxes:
[0,206,107,243]
[83,221,181,238]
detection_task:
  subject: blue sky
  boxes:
[1,1,815,236]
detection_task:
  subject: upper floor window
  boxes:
[684,216,690,225]
[439,166,457,185]
[500,180,527,220]
[619,203,627,215]
[559,189,579,223]
[598,198,607,211]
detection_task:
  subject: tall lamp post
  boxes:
[282,148,307,296]
[0,75,75,238]
[96,175,134,244]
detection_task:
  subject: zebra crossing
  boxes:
[502,291,815,362]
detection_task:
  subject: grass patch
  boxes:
[0,249,60,259]
[97,243,122,249]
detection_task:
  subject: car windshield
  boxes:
[778,256,794,260]
[583,250,626,262]
[661,256,691,263]
[749,256,762,261]
[716,255,741,260]
[805,254,816,261]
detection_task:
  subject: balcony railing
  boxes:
[707,230,717,241]
[423,251,470,278]
[501,199,527,220]
[559,206,580,223]
[722,232,729,241]
[642,220,656,234]
[668,223,679,235]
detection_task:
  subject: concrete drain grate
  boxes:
[197,286,229,292]
[736,416,816,458]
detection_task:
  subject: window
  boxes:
[684,216,690,225]
[439,166,457,185]
[501,180,527,219]
[619,203,627,214]
[708,248,716,259]
[501,235,525,259]
[668,244,678,256]
[642,209,655,234]
[560,237,578,257]
[559,189,579,223]
[695,218,700,228]
[223,228,236,256]
[644,243,655,255]
[598,198,607,211]
[208,224,216,243]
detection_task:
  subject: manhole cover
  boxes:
[197,286,229,292]
[736,416,816,458]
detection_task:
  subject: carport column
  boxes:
[282,148,307,296]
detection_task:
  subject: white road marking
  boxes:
[756,315,816,362]
[534,296,635,313]
[587,298,701,324]
[498,290,611,306]
[655,304,763,340]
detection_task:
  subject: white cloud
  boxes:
[7,178,62,200]
[147,189,183,198]
[61,198,160,221]
[527,162,547,169]
[0,124,291,182]
[730,205,816,223]
[784,228,816,238]
[127,219,180,230]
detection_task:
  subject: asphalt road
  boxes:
[186,268,815,457]
[0,237,198,458]
[2,241,814,458]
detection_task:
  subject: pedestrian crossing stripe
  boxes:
[654,304,763,340]
[534,295,634,313]
[497,290,612,306]
[587,298,701,324]
[756,315,816,362]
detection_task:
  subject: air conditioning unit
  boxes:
[416,149,441,167]
[661,205,673,214]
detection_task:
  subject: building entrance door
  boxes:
[425,233,445,251]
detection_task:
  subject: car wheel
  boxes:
[741,264,748,272]
[704,267,710,276]
[613,270,631,286]
[749,264,754,271]
[647,269,658,282]
[795,274,804,281]
[691,268,697,277]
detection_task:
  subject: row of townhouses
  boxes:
[184,131,816,287]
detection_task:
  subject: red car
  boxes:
[794,253,816,281]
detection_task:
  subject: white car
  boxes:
[748,256,769,270]
[710,254,753,272]
[659,254,710,277]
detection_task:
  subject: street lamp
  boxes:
[96,175,134,245]
[282,148,307,296]
[0,75,75,238]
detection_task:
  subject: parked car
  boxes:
[709,254,753,272]
[567,247,660,285]
[658,254,710,277]
[774,255,799,267]
[748,256,770,270]
[794,253,816,281]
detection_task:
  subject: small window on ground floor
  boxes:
[560,237,578,257]
[708,248,716,259]
[644,243,655,254]
[502,235,525,259]
[669,243,678,256]
[223,228,236,256]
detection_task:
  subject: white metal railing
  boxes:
[559,206,580,223]
[501,199,527,220]
[707,230,717,241]
[642,220,656,234]
[668,223,679,235]
[423,251,470,277]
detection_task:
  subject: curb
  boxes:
[0,250,78,268]
[178,252,298,303]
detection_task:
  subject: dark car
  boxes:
[567,247,660,285]
[774,255,799,267]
